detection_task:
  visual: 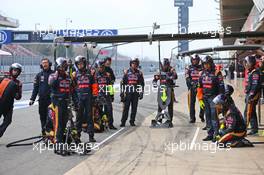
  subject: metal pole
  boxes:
[258,99,262,125]
[0,56,2,72]
[141,43,143,60]
[171,46,178,59]
[87,46,89,64]
[115,45,117,75]
[234,52,238,81]
[54,44,57,69]
[62,31,264,43]
[158,40,161,73]
[65,47,68,59]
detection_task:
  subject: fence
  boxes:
[0,55,184,83]
[0,55,48,83]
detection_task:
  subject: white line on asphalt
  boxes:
[13,100,37,110]
[91,127,125,150]
[190,127,200,150]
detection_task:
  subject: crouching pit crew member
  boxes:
[213,85,250,147]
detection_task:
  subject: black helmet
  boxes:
[245,55,256,67]
[67,59,72,65]
[202,55,213,64]
[163,58,170,66]
[74,55,86,68]
[190,54,200,64]
[56,57,68,70]
[130,58,139,66]
[95,60,105,68]
[224,84,234,96]
[202,55,215,69]
[9,63,22,77]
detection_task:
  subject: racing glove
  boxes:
[152,80,157,88]
[111,95,114,102]
[139,92,144,100]
[215,135,221,141]
[199,100,205,110]
[92,96,98,103]
[248,94,254,103]
[219,129,226,136]
[29,100,35,106]
[120,93,125,102]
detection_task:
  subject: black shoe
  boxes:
[75,137,82,144]
[212,137,217,143]
[200,116,205,123]
[189,119,196,123]
[130,122,136,127]
[41,130,46,137]
[120,123,125,127]
[89,136,96,143]
[168,122,173,128]
[202,126,207,130]
[60,149,67,156]
[203,135,213,141]
[109,125,117,130]
[54,148,60,155]
[247,131,258,136]
[54,144,67,156]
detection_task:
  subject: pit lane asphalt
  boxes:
[0,75,190,175]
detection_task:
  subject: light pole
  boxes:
[112,43,118,75]
[83,43,90,64]
[65,43,71,59]
[151,22,161,71]
[152,22,160,35]
[171,46,178,60]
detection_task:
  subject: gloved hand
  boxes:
[120,93,125,102]
[220,122,225,130]
[73,105,79,112]
[187,84,191,90]
[111,95,114,102]
[248,95,254,103]
[139,92,144,100]
[152,80,157,88]
[0,77,4,83]
[199,100,205,110]
[219,129,226,136]
[93,96,98,103]
[215,135,221,141]
[29,100,34,106]
[190,81,197,87]
[54,71,59,79]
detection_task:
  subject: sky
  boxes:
[1,0,228,60]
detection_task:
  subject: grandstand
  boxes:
[0,12,19,28]
[2,44,39,57]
